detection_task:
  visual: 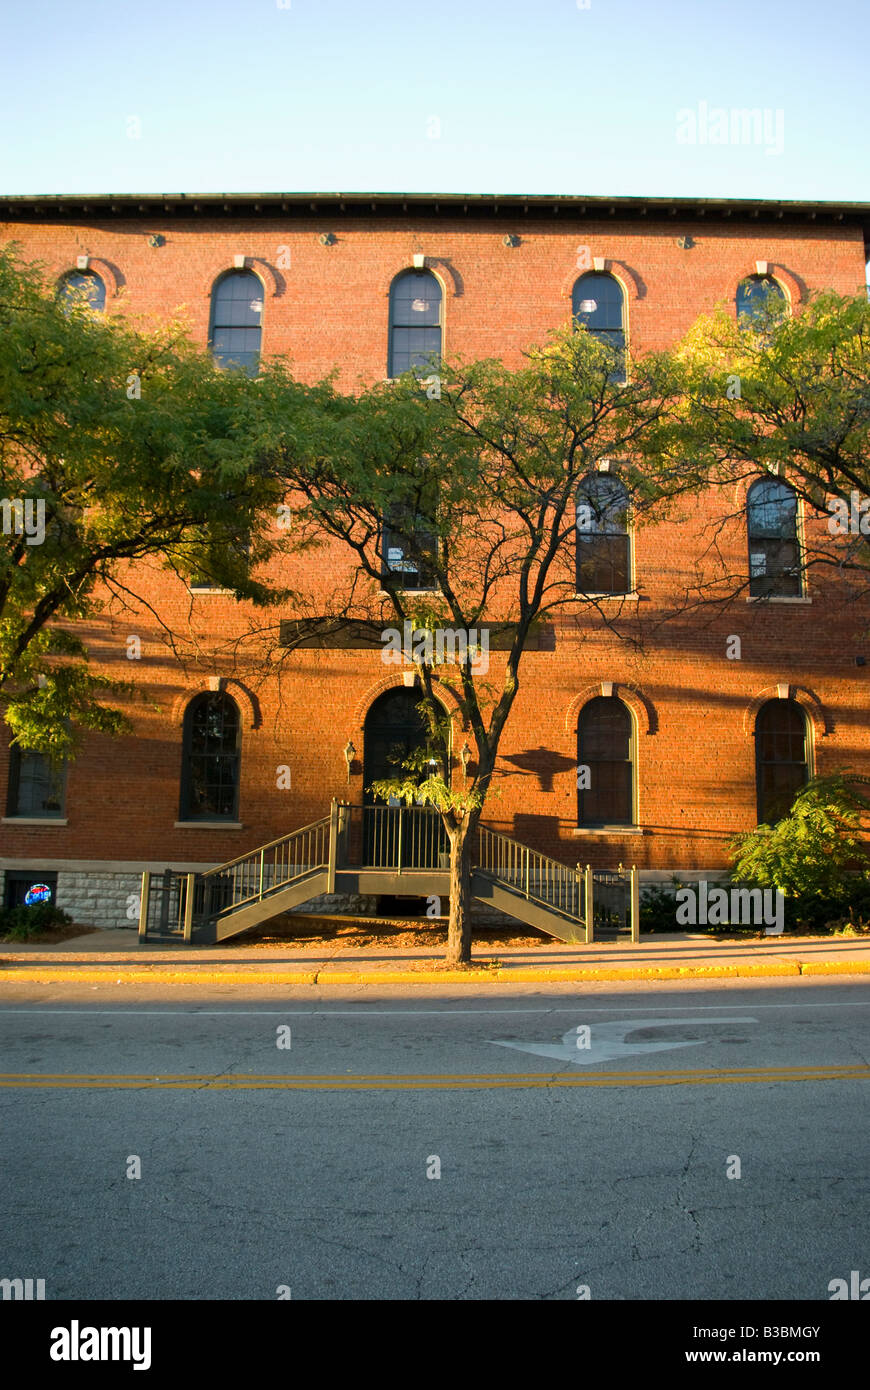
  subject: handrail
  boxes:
[193,815,332,923]
[476,824,585,923]
[200,814,331,878]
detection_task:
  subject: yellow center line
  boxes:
[0,1065,867,1090]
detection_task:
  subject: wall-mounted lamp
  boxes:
[459,741,472,778]
[503,234,520,248]
[319,232,337,246]
[343,740,356,782]
[147,233,165,248]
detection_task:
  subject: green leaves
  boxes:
[0,244,286,750]
[730,774,870,899]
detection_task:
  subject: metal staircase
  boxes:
[138,802,639,945]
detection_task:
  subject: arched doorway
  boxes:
[362,687,449,873]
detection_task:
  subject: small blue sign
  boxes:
[24,883,52,906]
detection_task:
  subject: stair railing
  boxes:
[475,825,586,925]
[194,814,331,924]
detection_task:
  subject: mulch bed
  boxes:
[0,924,101,945]
[221,914,551,951]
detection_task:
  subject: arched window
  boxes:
[58,270,106,312]
[736,275,786,329]
[180,693,241,820]
[577,696,634,826]
[209,271,263,374]
[572,272,626,382]
[388,270,442,378]
[576,473,630,594]
[755,699,808,824]
[6,746,67,818]
[747,477,801,597]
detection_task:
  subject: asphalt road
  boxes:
[0,976,867,1300]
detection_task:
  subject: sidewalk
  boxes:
[1,929,869,984]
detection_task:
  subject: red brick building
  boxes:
[1,192,868,931]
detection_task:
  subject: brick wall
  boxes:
[1,205,868,882]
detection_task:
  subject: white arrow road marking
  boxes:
[491,1017,758,1066]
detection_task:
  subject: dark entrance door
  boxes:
[362,687,448,869]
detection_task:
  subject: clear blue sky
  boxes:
[2,0,867,201]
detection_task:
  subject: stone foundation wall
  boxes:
[55,872,141,930]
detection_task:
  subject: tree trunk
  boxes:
[445,817,476,965]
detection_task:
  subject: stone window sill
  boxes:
[377,588,440,597]
[573,592,640,601]
[745,595,811,604]
[188,587,236,596]
[173,821,244,829]
[570,825,646,836]
[1,817,68,826]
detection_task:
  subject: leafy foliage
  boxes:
[0,901,73,939]
[0,243,285,754]
[647,290,870,594]
[730,774,870,899]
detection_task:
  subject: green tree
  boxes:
[730,774,870,899]
[0,244,285,758]
[262,325,693,963]
[647,290,870,606]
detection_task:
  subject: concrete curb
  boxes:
[2,960,870,985]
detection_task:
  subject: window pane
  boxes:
[391,272,442,327]
[59,271,106,312]
[8,748,66,817]
[737,276,786,328]
[747,479,801,596]
[382,508,437,590]
[389,326,442,375]
[572,276,626,381]
[210,272,262,373]
[389,271,442,376]
[572,274,624,332]
[576,476,630,593]
[578,697,633,825]
[755,700,807,824]
[577,534,630,593]
[182,694,241,819]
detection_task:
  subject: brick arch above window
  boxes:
[560,261,640,303]
[77,257,122,298]
[170,680,260,731]
[202,261,272,299]
[564,681,655,736]
[743,684,830,741]
[353,675,464,736]
[378,261,453,300]
[737,264,802,308]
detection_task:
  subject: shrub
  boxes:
[639,881,683,933]
[730,773,870,900]
[0,902,73,939]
